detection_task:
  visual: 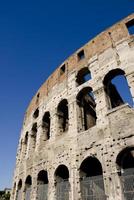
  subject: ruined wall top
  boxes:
[24,14,134,124]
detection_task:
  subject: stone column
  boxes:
[126,70,134,106]
[68,97,78,135]
[94,85,109,127]
[70,165,81,200]
[50,108,58,139]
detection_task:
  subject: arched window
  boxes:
[24,132,28,156]
[103,69,133,109]
[116,147,134,199]
[33,108,39,119]
[37,170,48,200]
[16,179,22,200]
[55,165,69,200]
[25,175,32,200]
[42,112,51,140]
[80,157,106,199]
[31,123,37,149]
[76,67,91,86]
[76,87,96,132]
[57,99,69,133]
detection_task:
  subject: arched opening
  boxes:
[76,67,91,86]
[25,175,32,200]
[57,99,69,133]
[16,179,22,200]
[33,108,39,119]
[76,87,96,132]
[103,68,133,109]
[31,123,37,149]
[55,165,69,200]
[80,157,106,199]
[116,147,134,199]
[24,132,28,156]
[42,112,51,140]
[37,170,48,200]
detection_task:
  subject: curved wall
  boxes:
[11,14,134,200]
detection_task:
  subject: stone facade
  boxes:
[11,14,134,200]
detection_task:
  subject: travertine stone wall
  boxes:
[11,14,134,200]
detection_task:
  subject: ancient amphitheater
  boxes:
[11,14,134,200]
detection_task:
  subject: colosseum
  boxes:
[11,14,134,200]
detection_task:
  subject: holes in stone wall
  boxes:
[126,19,134,35]
[57,99,69,133]
[77,87,96,132]
[76,67,91,86]
[103,68,133,109]
[42,112,51,140]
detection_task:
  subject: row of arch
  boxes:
[14,147,134,200]
[21,68,133,155]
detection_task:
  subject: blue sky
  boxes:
[0,0,134,190]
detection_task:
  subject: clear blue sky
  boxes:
[0,0,133,190]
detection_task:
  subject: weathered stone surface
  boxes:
[11,14,134,200]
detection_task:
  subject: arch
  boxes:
[16,179,22,200]
[24,132,28,157]
[37,170,48,200]
[103,68,133,109]
[76,87,96,131]
[33,108,39,119]
[25,175,32,200]
[57,99,69,133]
[80,157,106,199]
[76,67,91,85]
[55,165,69,200]
[31,122,37,149]
[116,147,134,199]
[42,111,51,140]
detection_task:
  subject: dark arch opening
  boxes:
[18,179,22,189]
[116,147,134,171]
[80,157,106,199]
[25,175,32,186]
[37,170,48,200]
[76,67,91,85]
[37,170,48,184]
[116,147,134,199]
[76,87,96,131]
[80,157,103,177]
[55,164,69,180]
[25,176,32,200]
[16,179,22,200]
[57,99,69,133]
[55,165,69,200]
[42,111,51,140]
[31,123,37,148]
[33,108,39,119]
[103,68,133,109]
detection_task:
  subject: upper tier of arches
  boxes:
[23,14,134,124]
